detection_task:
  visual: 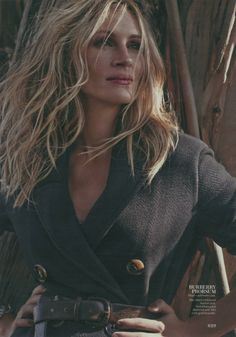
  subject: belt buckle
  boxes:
[85,297,111,329]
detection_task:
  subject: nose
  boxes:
[111,46,133,68]
[112,57,133,67]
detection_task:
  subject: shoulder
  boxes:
[169,133,236,206]
[166,132,234,187]
[164,132,212,173]
[173,132,211,161]
[152,133,218,198]
[148,133,211,198]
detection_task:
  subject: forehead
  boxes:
[97,8,141,36]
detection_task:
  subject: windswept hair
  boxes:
[0,0,178,207]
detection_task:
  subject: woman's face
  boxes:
[81,9,143,109]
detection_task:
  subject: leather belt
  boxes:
[34,296,160,336]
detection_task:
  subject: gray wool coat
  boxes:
[0,133,236,336]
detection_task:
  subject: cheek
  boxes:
[86,54,99,80]
[87,61,107,84]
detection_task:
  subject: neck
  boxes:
[81,100,121,147]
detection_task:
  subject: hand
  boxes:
[112,299,185,337]
[0,313,15,337]
[10,285,45,336]
[148,299,186,337]
[113,317,165,337]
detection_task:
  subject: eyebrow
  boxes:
[95,30,141,39]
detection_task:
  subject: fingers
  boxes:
[17,291,44,320]
[112,333,163,337]
[9,286,45,335]
[31,285,46,296]
[14,286,46,324]
[13,318,34,328]
[148,299,174,315]
[23,285,46,309]
[116,317,165,333]
[111,300,172,337]
[25,294,43,306]
[16,303,36,319]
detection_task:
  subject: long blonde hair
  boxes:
[0,0,178,207]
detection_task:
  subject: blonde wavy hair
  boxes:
[0,0,178,207]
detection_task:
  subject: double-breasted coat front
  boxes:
[0,133,236,336]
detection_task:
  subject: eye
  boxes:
[93,36,113,48]
[128,40,141,50]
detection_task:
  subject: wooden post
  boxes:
[165,0,200,138]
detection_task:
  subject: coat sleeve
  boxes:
[0,232,36,314]
[0,196,36,313]
[196,146,236,255]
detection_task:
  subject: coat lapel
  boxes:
[31,141,145,303]
[81,142,146,250]
[33,180,128,303]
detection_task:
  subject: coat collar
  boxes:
[80,140,145,249]
[32,140,145,302]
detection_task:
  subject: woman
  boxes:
[0,0,236,336]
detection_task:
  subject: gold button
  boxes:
[33,264,47,283]
[126,259,145,275]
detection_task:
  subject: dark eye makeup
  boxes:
[93,36,113,47]
[92,35,141,50]
[127,40,141,50]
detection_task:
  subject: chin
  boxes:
[108,99,132,106]
[110,95,133,105]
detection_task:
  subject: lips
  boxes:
[107,75,133,85]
